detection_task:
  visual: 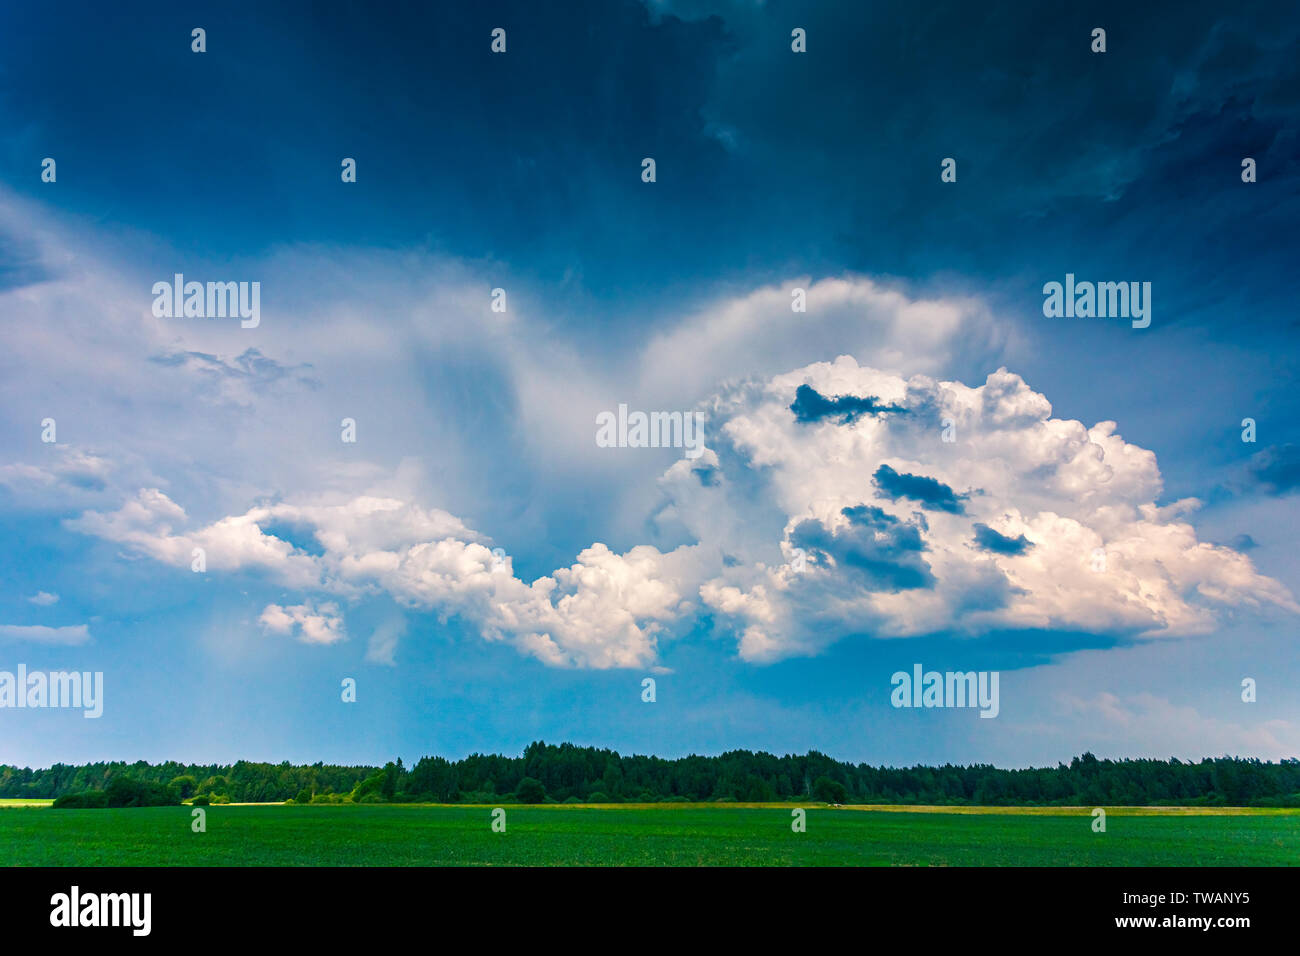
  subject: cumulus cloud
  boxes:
[66,353,1297,670]
[375,534,701,668]
[5,204,1287,672]
[681,356,1298,661]
[66,489,322,589]
[637,276,1003,408]
[70,489,703,669]
[26,591,59,606]
[259,602,346,645]
[789,505,935,592]
[0,191,1010,563]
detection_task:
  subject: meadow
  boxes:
[2,803,1297,866]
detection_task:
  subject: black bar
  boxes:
[0,866,1284,942]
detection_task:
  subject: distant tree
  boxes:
[516,777,546,804]
[197,775,229,798]
[381,761,400,801]
[743,774,776,802]
[105,776,179,807]
[14,748,1300,810]
[54,777,179,809]
[351,769,387,803]
[812,776,847,804]
[52,790,107,809]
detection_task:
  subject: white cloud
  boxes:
[258,601,346,645]
[4,196,1290,671]
[0,624,91,646]
[0,192,1010,556]
[1063,692,1300,760]
[66,489,322,589]
[26,591,59,606]
[70,488,702,669]
[639,276,1003,404]
[0,447,138,512]
[63,354,1297,670]
[680,356,1298,661]
[365,617,407,666]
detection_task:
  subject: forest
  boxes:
[4,743,1298,807]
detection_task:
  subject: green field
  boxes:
[2,804,1298,866]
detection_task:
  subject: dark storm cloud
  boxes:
[790,504,934,592]
[972,522,1033,556]
[789,384,905,425]
[873,464,966,514]
[1245,444,1300,495]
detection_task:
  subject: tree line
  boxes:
[4,743,1298,807]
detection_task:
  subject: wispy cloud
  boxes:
[0,624,90,646]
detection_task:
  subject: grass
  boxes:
[0,798,53,807]
[2,803,1298,866]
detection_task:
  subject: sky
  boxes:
[1,0,1298,770]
